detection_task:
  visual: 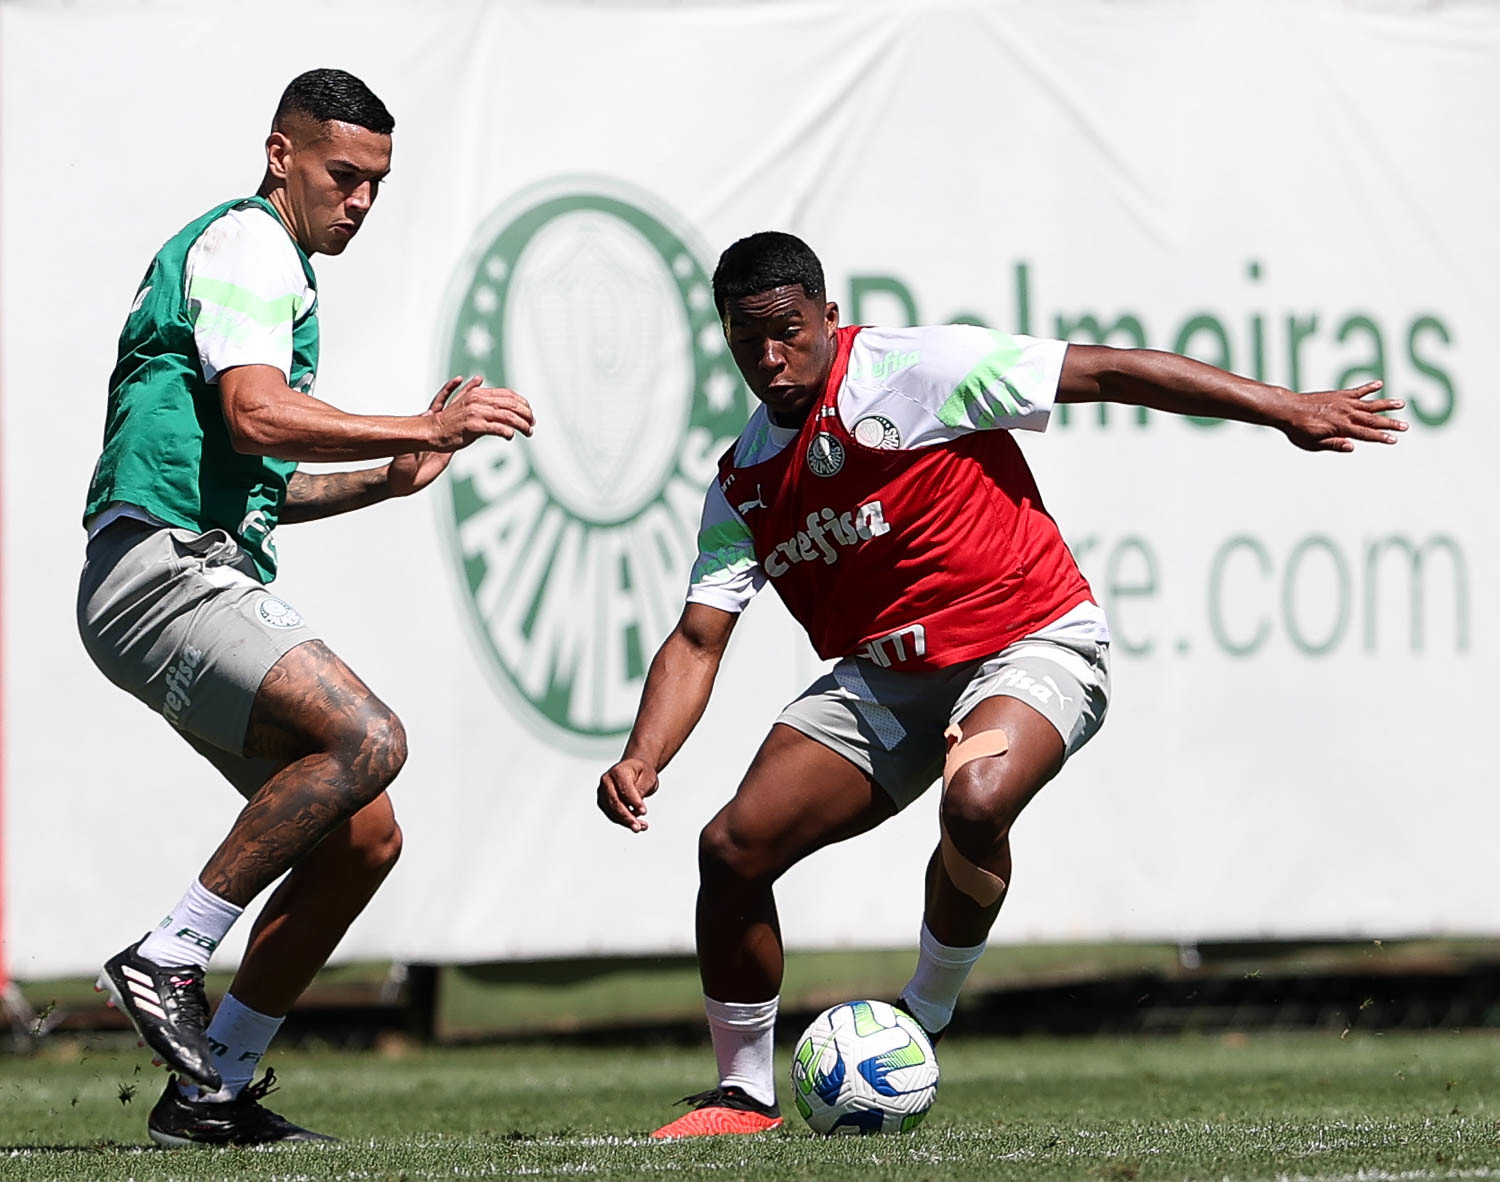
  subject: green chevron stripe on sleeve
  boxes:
[188,277,300,327]
[691,519,758,580]
[937,330,1026,428]
[190,304,293,353]
[698,520,751,553]
[691,550,758,580]
[691,546,758,580]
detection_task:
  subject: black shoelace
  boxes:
[675,1086,765,1112]
[163,968,211,1029]
[234,1068,280,1107]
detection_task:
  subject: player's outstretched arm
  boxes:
[1057,344,1407,452]
[219,366,534,463]
[279,377,527,523]
[597,603,738,834]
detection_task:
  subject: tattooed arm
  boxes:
[279,377,504,524]
[279,468,395,524]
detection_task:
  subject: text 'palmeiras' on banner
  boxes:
[439,178,753,748]
[436,178,1473,750]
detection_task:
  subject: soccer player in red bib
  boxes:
[597,231,1404,1138]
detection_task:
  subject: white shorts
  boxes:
[77,519,320,794]
[776,635,1110,809]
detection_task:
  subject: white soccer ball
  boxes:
[789,999,939,1135]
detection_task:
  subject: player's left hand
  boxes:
[1280,381,1408,453]
[388,376,477,496]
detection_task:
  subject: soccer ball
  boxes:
[789,999,939,1135]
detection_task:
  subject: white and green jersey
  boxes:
[688,324,1109,668]
[84,196,318,581]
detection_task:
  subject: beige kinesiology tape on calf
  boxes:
[938,723,1010,907]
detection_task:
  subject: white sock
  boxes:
[704,995,778,1108]
[137,879,243,970]
[180,992,284,1103]
[899,923,987,1035]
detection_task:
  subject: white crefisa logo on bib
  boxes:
[256,597,303,629]
[806,432,845,477]
[441,179,750,746]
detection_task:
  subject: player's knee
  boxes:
[698,815,777,886]
[360,817,403,877]
[941,763,1013,846]
[334,796,403,883]
[350,708,408,795]
[374,712,409,781]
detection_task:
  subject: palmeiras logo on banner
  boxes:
[439,178,749,747]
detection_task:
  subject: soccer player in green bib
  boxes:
[79,69,534,1147]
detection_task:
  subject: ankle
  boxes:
[705,994,779,1109]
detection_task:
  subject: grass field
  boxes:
[2,1032,1497,1180]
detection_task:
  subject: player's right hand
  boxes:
[598,758,659,833]
[433,376,535,449]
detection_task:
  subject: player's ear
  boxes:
[825,301,840,331]
[265,131,293,181]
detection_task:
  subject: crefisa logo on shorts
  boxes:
[439,178,750,746]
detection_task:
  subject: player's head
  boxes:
[714,231,840,424]
[261,69,394,256]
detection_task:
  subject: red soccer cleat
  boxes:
[650,1086,783,1139]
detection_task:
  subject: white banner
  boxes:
[1,0,1492,979]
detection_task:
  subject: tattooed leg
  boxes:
[196,640,407,907]
[226,792,402,1017]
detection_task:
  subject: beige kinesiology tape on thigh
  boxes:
[938,723,1010,907]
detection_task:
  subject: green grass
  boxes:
[2,1032,1498,1180]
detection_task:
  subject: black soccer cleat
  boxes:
[894,994,946,1046]
[96,938,221,1090]
[147,1069,338,1148]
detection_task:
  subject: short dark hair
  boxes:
[273,68,394,136]
[712,231,825,316]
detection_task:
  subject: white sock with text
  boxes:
[704,995,779,1108]
[137,879,243,971]
[182,992,284,1103]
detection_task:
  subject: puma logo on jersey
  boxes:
[762,500,890,578]
[737,484,768,514]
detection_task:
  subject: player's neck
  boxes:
[767,406,810,430]
[257,183,313,256]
